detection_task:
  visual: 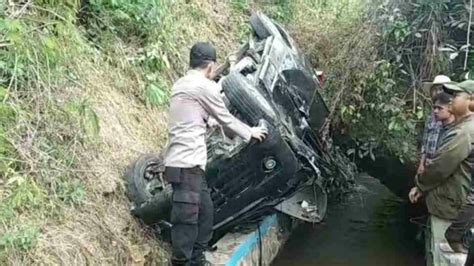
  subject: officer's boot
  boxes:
[171,258,189,266]
[190,254,211,266]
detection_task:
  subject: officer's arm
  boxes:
[198,83,252,142]
[416,129,471,192]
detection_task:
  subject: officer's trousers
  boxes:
[167,167,213,265]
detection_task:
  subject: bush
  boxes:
[285,0,470,164]
[0,3,91,259]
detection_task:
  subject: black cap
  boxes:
[190,42,216,68]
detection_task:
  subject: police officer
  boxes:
[163,42,267,266]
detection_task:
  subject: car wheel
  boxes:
[222,71,276,126]
[250,12,272,39]
[125,154,165,204]
[125,154,171,224]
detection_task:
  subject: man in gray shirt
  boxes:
[164,42,267,266]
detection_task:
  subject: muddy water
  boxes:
[273,175,424,266]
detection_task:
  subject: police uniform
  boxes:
[164,43,252,265]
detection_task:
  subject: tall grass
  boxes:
[0,0,272,264]
[0,2,94,262]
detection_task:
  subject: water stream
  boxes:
[273,174,425,266]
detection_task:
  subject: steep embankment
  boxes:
[0,1,257,264]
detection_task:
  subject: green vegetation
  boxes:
[1,3,88,261]
[0,0,301,264]
[0,0,471,264]
[285,0,474,163]
[0,0,196,263]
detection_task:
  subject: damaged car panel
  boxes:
[125,12,355,236]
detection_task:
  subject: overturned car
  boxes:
[125,12,356,237]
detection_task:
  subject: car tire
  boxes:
[250,13,272,39]
[222,71,276,126]
[125,154,172,224]
[125,153,164,204]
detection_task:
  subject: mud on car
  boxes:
[125,12,356,237]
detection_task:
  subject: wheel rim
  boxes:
[143,162,165,196]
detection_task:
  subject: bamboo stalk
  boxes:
[464,0,473,71]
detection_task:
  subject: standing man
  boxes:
[409,82,474,266]
[444,80,474,257]
[164,42,267,266]
[418,75,452,175]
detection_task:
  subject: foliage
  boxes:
[65,99,100,137]
[0,0,255,263]
[85,0,177,106]
[0,2,91,259]
[231,0,251,13]
[289,0,474,163]
[55,180,86,204]
[340,61,420,162]
[0,225,40,252]
[0,175,49,256]
[262,0,296,23]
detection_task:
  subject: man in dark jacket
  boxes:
[409,81,474,265]
[443,81,474,258]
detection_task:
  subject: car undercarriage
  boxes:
[125,12,356,239]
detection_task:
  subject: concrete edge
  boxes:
[206,214,288,266]
[225,215,278,266]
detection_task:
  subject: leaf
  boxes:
[114,10,131,20]
[162,54,171,69]
[416,109,424,120]
[388,120,395,130]
[458,22,467,29]
[414,32,422,38]
[449,52,459,60]
[84,106,100,137]
[43,37,56,50]
[7,175,24,186]
[145,82,168,107]
[369,150,376,161]
[460,44,471,51]
[347,148,355,156]
[438,47,456,52]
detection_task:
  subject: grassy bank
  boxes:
[0,1,256,264]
